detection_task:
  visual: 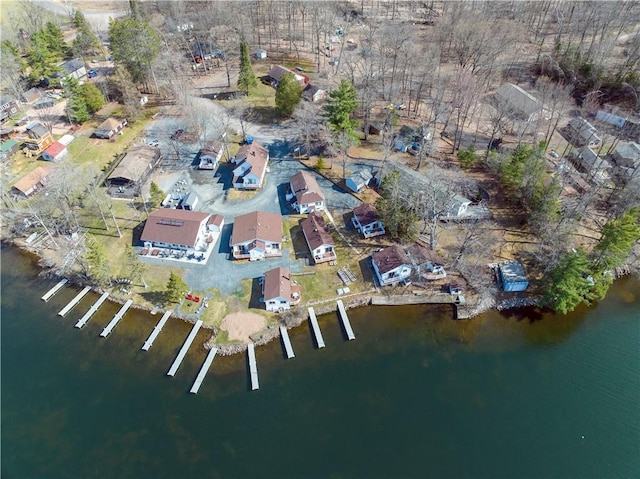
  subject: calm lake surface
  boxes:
[2,245,639,479]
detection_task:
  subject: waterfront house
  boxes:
[345,168,373,193]
[12,166,51,197]
[262,267,301,312]
[230,210,282,260]
[371,245,413,286]
[289,170,325,213]
[198,140,223,170]
[41,141,68,162]
[352,203,385,238]
[140,208,215,252]
[93,117,127,139]
[301,212,336,264]
[497,261,529,292]
[231,141,269,189]
[406,243,446,280]
[105,144,161,196]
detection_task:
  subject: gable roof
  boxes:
[372,245,411,274]
[231,210,282,244]
[235,141,269,179]
[495,83,542,119]
[301,212,334,250]
[140,208,210,246]
[406,243,444,266]
[499,261,528,284]
[348,168,373,186]
[12,166,51,194]
[107,144,160,183]
[268,64,306,85]
[290,170,325,205]
[44,141,66,157]
[25,121,48,138]
[1,138,18,152]
[353,202,379,225]
[95,117,125,135]
[201,140,223,157]
[60,58,85,74]
[263,267,292,301]
[614,142,640,162]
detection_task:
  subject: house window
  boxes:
[279,300,287,304]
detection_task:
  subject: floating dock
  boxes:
[248,343,259,391]
[58,286,91,317]
[141,311,172,351]
[308,307,325,348]
[99,299,133,337]
[167,320,203,377]
[279,325,295,359]
[336,299,355,340]
[41,279,68,302]
[189,347,218,394]
[75,292,110,328]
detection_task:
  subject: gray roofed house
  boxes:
[566,117,601,148]
[497,261,529,292]
[105,144,160,195]
[302,84,326,102]
[345,168,373,193]
[494,83,543,122]
[56,58,87,84]
[267,64,308,88]
[610,142,640,174]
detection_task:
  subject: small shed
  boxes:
[254,49,267,59]
[1,138,19,160]
[345,168,373,193]
[21,88,42,104]
[178,191,199,211]
[41,141,68,161]
[498,261,529,292]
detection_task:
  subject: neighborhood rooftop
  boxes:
[372,245,411,274]
[231,211,282,244]
[141,209,210,246]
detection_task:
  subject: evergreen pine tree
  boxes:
[165,272,188,303]
[275,73,303,116]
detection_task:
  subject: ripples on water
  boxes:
[2,246,639,479]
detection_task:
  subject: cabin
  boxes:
[0,99,19,123]
[352,203,385,238]
[198,140,223,170]
[566,117,601,148]
[23,121,54,153]
[93,117,127,139]
[21,88,42,104]
[1,138,19,160]
[267,64,308,88]
[12,166,51,197]
[140,208,216,254]
[302,84,327,103]
[253,49,268,59]
[105,144,160,196]
[610,142,640,176]
[177,191,199,211]
[371,245,413,286]
[497,261,529,292]
[230,210,283,260]
[231,141,269,189]
[289,170,325,213]
[301,212,336,264]
[262,267,301,312]
[406,244,446,280]
[56,59,87,85]
[41,141,68,162]
[345,169,373,193]
[493,83,543,122]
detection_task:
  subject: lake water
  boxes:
[2,245,639,479]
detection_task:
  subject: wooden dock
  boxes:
[336,300,355,340]
[248,343,259,391]
[279,325,295,359]
[99,299,133,337]
[189,347,218,394]
[141,311,172,351]
[41,279,68,302]
[58,286,91,317]
[167,320,203,377]
[75,292,110,328]
[308,307,325,348]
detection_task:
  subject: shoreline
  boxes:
[3,239,635,357]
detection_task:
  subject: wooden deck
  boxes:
[75,292,110,328]
[41,279,68,302]
[167,320,203,377]
[142,311,172,351]
[279,325,295,359]
[308,307,325,348]
[336,300,355,340]
[190,347,218,394]
[57,286,91,317]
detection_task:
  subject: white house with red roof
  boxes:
[371,245,413,286]
[262,267,301,312]
[230,211,282,260]
[41,141,67,161]
[288,170,325,213]
[140,209,220,253]
[231,141,269,189]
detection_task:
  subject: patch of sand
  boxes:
[220,312,266,343]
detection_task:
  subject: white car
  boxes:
[147,139,159,147]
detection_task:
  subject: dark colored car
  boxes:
[171,129,184,140]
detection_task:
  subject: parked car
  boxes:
[170,129,184,140]
[87,69,98,79]
[147,139,159,147]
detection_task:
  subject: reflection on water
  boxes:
[2,245,639,479]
